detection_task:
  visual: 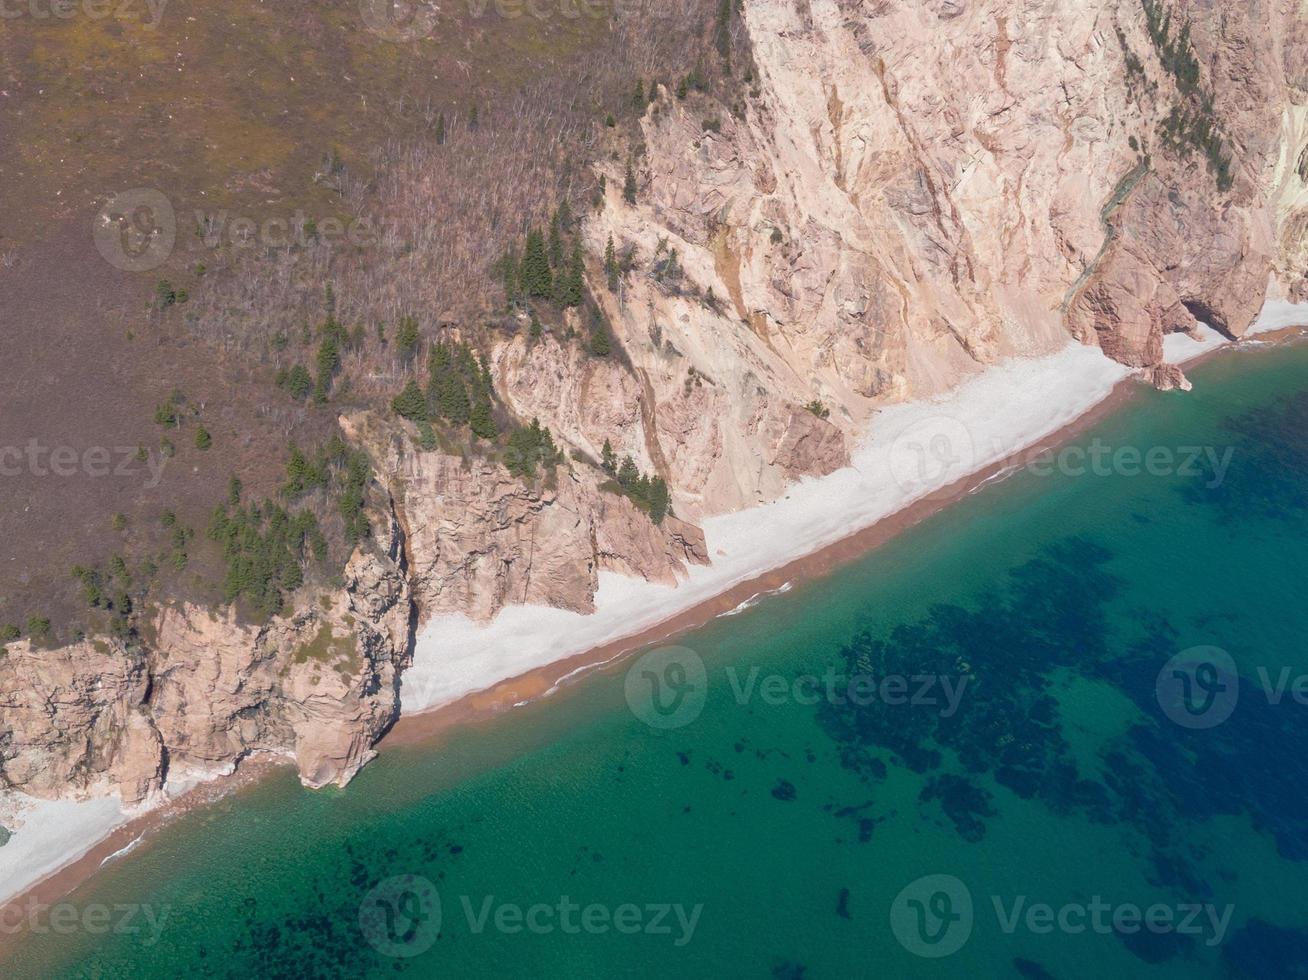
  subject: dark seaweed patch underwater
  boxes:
[5,342,1308,979]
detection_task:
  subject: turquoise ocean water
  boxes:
[4,340,1307,978]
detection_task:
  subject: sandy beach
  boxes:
[3,300,1304,925]
[395,298,1308,716]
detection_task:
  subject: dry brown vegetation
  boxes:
[185,0,734,362]
[0,0,738,640]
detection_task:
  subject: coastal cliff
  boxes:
[3,0,1307,812]
[575,0,1308,517]
[0,506,413,804]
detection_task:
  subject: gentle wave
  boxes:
[719,581,794,618]
[99,833,145,868]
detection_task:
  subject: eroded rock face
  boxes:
[6,0,1306,812]
[0,639,163,805]
[371,425,708,622]
[0,506,413,804]
[569,0,1306,515]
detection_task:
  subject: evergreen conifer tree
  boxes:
[604,235,618,291]
[617,455,638,488]
[623,163,637,205]
[397,316,420,365]
[438,372,470,425]
[648,477,670,523]
[563,241,585,307]
[392,379,428,421]
[522,229,553,298]
[470,390,496,439]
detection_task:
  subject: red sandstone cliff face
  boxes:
[343,411,709,623]
[575,0,1308,503]
[0,506,413,805]
[3,0,1306,809]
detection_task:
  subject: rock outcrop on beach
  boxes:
[0,508,413,805]
[344,411,709,622]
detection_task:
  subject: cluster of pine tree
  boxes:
[1140,0,1231,191]
[338,450,372,546]
[675,66,708,100]
[1142,0,1201,93]
[587,304,612,357]
[505,418,563,478]
[391,340,497,440]
[152,390,216,451]
[496,201,585,309]
[283,437,341,496]
[600,440,671,524]
[275,286,363,403]
[153,389,188,428]
[160,509,194,570]
[1160,103,1232,191]
[71,559,135,639]
[281,435,373,547]
[208,500,327,619]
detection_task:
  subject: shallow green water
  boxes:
[6,341,1308,979]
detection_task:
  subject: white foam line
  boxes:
[7,298,1303,913]
[402,339,1137,714]
[99,833,145,867]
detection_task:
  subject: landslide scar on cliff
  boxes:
[1060,159,1150,315]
